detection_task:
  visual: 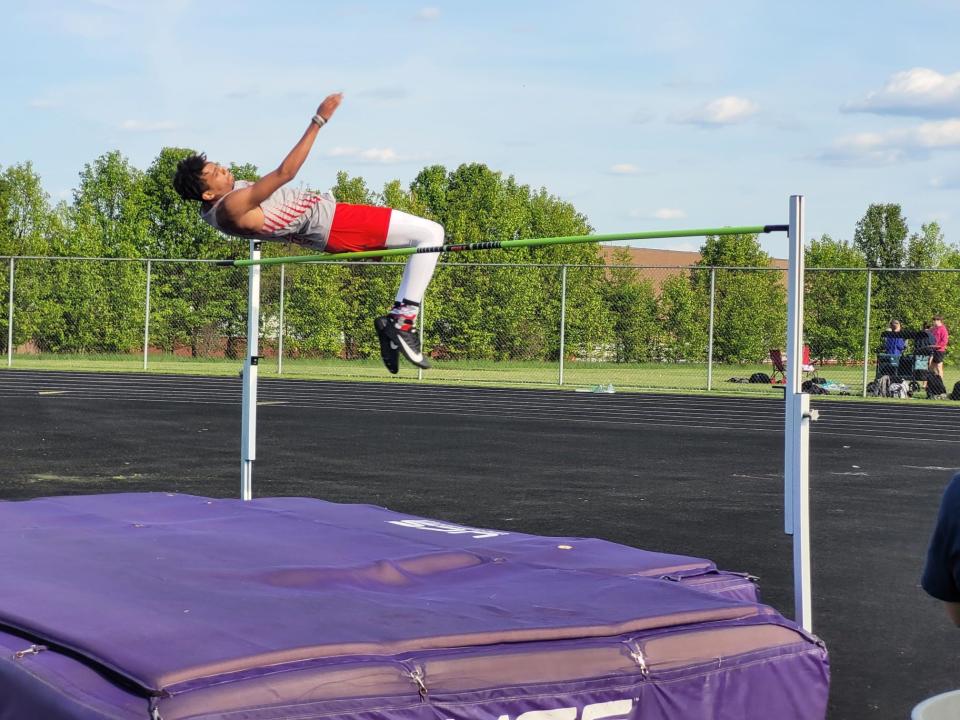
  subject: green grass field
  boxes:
[5,352,947,402]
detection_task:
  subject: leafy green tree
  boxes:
[0,162,53,351]
[696,233,786,362]
[408,163,606,361]
[895,222,960,355]
[659,271,708,362]
[603,247,659,362]
[804,235,868,362]
[854,203,908,269]
[34,152,148,352]
[853,203,910,328]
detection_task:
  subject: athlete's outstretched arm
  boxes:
[222,93,342,218]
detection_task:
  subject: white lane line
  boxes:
[12,372,960,419]
[6,372,960,440]
[6,380,955,427]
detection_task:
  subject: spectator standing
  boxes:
[931,315,949,379]
[883,320,906,357]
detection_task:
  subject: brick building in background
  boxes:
[598,246,787,291]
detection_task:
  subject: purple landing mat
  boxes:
[0,493,829,720]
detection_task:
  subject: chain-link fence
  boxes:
[3,255,957,395]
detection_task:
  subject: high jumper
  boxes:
[172,92,438,375]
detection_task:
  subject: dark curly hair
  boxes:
[172,153,208,201]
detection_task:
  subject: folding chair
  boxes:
[801,344,817,378]
[768,349,787,384]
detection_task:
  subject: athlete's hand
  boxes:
[317,93,343,122]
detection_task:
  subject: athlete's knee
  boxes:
[420,219,444,248]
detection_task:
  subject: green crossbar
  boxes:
[222,224,788,267]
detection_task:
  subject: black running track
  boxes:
[2,369,959,719]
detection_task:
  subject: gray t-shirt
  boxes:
[200,180,336,251]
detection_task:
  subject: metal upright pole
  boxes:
[785,195,813,632]
[143,260,152,370]
[241,241,261,501]
[6,258,13,367]
[861,270,873,397]
[558,265,567,386]
[707,267,716,391]
[417,298,425,382]
[277,264,285,375]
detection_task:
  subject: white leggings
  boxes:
[385,210,444,305]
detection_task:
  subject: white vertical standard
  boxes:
[277,263,285,375]
[784,195,813,632]
[417,298,425,382]
[240,241,262,501]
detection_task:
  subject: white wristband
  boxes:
[312,114,327,128]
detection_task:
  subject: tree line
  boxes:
[0,150,955,365]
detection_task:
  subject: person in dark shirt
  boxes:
[922,473,960,626]
[883,320,906,357]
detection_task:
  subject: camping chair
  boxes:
[769,349,787,384]
[770,346,816,385]
[801,344,817,378]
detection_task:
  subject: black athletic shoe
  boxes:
[374,316,400,374]
[376,314,432,369]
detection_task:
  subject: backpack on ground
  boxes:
[927,374,947,399]
[950,381,960,401]
[873,375,893,398]
[890,382,908,399]
[749,372,771,384]
[801,380,828,394]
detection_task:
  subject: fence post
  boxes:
[558,265,567,386]
[142,259,152,370]
[707,267,716,390]
[6,258,13,367]
[861,269,873,397]
[277,264,285,375]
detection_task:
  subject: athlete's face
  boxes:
[200,162,235,201]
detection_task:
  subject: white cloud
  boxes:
[818,119,960,166]
[654,208,686,220]
[327,146,407,164]
[28,98,59,109]
[843,68,960,118]
[628,208,687,220]
[675,95,758,126]
[930,173,960,189]
[609,163,639,175]
[416,7,441,21]
[119,119,180,132]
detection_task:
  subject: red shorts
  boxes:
[325,204,393,253]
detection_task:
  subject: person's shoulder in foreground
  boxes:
[922,472,960,625]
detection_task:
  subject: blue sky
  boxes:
[2,0,960,255]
